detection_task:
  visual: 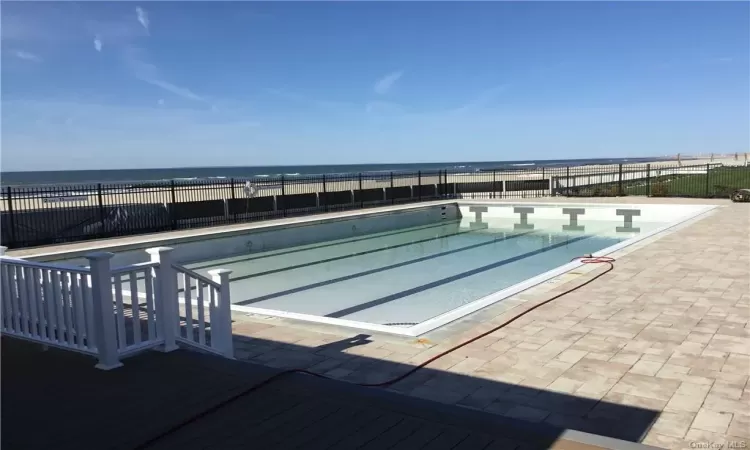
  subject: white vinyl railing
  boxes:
[0,246,234,370]
[174,264,233,358]
[1,258,97,355]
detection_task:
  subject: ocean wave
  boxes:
[284,173,301,176]
[511,163,536,166]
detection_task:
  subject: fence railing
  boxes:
[1,163,748,249]
[0,246,234,369]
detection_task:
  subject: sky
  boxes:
[1,1,749,172]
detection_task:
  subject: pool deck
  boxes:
[2,337,658,450]
[3,197,748,450]
[224,197,749,450]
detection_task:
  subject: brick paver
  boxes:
[230,198,750,450]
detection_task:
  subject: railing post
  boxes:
[6,186,16,248]
[646,164,651,196]
[208,269,234,359]
[86,252,123,370]
[146,247,178,353]
[617,164,623,196]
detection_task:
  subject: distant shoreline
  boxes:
[0,156,688,186]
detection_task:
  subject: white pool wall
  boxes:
[54,204,459,268]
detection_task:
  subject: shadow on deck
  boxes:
[1,336,660,450]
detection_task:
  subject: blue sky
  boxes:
[1,1,748,171]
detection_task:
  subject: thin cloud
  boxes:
[373,70,403,95]
[93,35,102,52]
[453,84,509,114]
[135,7,149,31]
[125,47,205,102]
[13,50,42,63]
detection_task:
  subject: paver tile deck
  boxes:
[226,198,749,450]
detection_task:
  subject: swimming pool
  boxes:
[39,201,715,336]
[174,201,715,335]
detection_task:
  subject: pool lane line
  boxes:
[234,230,537,306]
[187,221,460,271]
[226,224,494,283]
[325,234,593,319]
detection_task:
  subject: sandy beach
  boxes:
[1,157,744,212]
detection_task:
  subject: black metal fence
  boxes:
[2,163,748,249]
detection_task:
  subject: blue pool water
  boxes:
[186,216,666,328]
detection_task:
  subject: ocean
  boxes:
[0,157,672,186]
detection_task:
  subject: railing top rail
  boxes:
[0,256,90,274]
[172,263,220,289]
[110,261,160,275]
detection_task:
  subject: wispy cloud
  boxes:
[13,50,42,63]
[452,84,509,114]
[93,35,102,52]
[135,7,149,32]
[373,70,403,95]
[125,47,205,102]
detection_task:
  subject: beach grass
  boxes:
[625,166,750,197]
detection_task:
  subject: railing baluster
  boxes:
[9,266,21,333]
[83,274,96,347]
[52,271,64,343]
[208,285,217,347]
[19,267,30,336]
[129,271,141,345]
[71,273,86,348]
[43,269,55,340]
[33,268,46,339]
[63,273,74,346]
[183,273,193,340]
[197,281,206,345]
[1,264,11,331]
[114,274,127,349]
[26,267,39,336]
[144,269,156,339]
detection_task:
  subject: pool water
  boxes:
[186,217,666,329]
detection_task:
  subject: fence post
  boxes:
[86,252,123,370]
[6,187,16,248]
[566,166,570,196]
[705,163,710,197]
[280,175,287,217]
[646,164,651,196]
[146,247,178,353]
[322,174,328,212]
[358,173,364,208]
[417,171,422,202]
[208,269,234,359]
[390,172,394,204]
[492,170,497,199]
[97,183,106,236]
[617,164,623,196]
[170,180,177,230]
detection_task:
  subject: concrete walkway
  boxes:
[228,198,749,450]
